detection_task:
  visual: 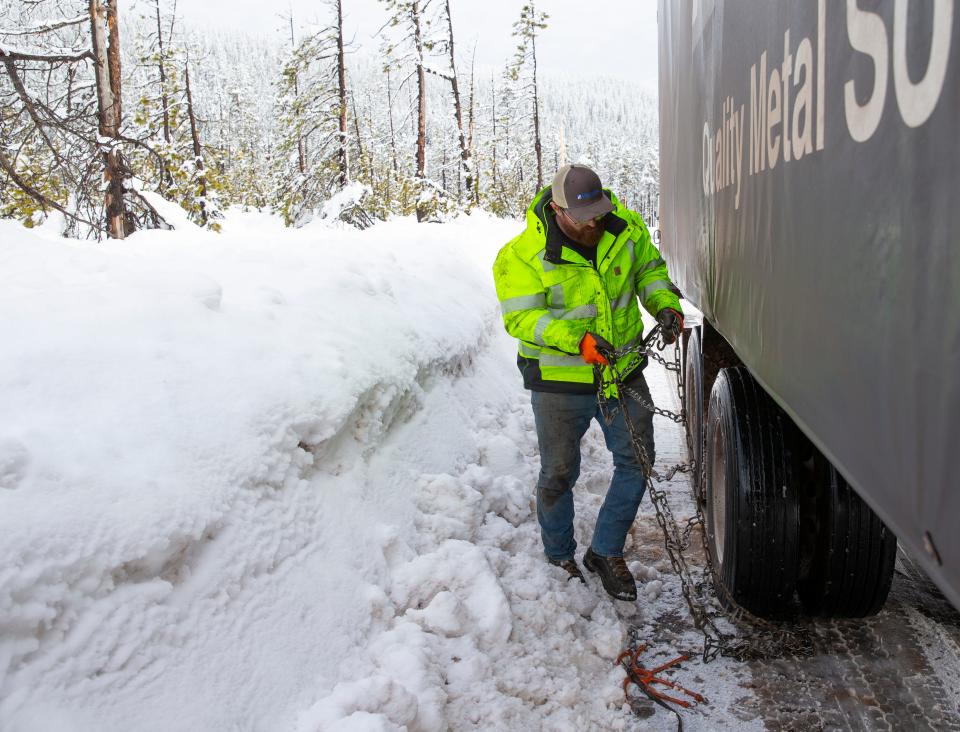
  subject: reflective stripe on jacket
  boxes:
[492,185,681,396]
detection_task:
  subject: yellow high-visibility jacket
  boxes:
[493,186,681,395]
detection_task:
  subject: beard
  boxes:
[553,205,606,247]
[572,224,604,247]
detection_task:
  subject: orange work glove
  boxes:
[579,332,614,366]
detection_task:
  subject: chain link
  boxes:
[598,326,813,663]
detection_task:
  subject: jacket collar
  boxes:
[530,186,630,265]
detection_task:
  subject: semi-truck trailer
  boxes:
[658,0,959,616]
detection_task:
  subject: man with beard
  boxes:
[492,164,683,601]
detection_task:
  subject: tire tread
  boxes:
[707,366,800,617]
[798,463,896,617]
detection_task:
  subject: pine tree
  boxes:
[334,0,349,189]
[379,0,450,222]
[487,68,531,217]
[439,0,472,205]
[509,2,548,192]
[0,0,132,237]
[126,2,224,229]
[271,8,346,226]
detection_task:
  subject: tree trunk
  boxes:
[442,145,448,193]
[411,1,427,221]
[90,0,128,239]
[289,14,306,176]
[412,1,426,179]
[386,67,398,175]
[443,0,472,201]
[154,0,174,192]
[335,0,349,188]
[531,31,543,190]
[66,64,76,114]
[350,89,366,180]
[184,59,207,227]
[490,74,499,196]
[155,0,171,144]
[467,46,479,204]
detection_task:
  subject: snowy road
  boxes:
[2,213,958,731]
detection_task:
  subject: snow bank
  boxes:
[0,211,524,729]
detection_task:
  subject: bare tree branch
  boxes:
[0,14,88,36]
[1,56,75,172]
[422,65,452,82]
[0,46,93,63]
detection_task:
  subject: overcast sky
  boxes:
[164,0,659,89]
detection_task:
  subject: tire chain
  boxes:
[596,326,814,663]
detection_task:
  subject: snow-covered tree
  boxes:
[272,11,345,226]
[379,0,453,222]
[2,3,662,235]
[0,0,131,237]
[508,2,548,192]
[125,1,225,229]
[179,28,279,211]
[438,0,472,205]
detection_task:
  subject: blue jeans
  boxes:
[531,377,655,560]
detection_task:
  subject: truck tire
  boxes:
[683,326,705,502]
[798,460,897,617]
[705,367,800,617]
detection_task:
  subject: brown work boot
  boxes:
[548,557,586,584]
[583,548,637,601]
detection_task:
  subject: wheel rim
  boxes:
[711,422,727,565]
[684,334,704,501]
[685,365,700,454]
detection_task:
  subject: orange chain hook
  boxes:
[616,645,706,710]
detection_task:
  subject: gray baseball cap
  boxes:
[551,164,615,222]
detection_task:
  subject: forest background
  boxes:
[0,0,660,238]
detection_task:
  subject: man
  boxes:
[492,164,683,601]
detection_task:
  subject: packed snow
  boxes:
[0,210,755,731]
